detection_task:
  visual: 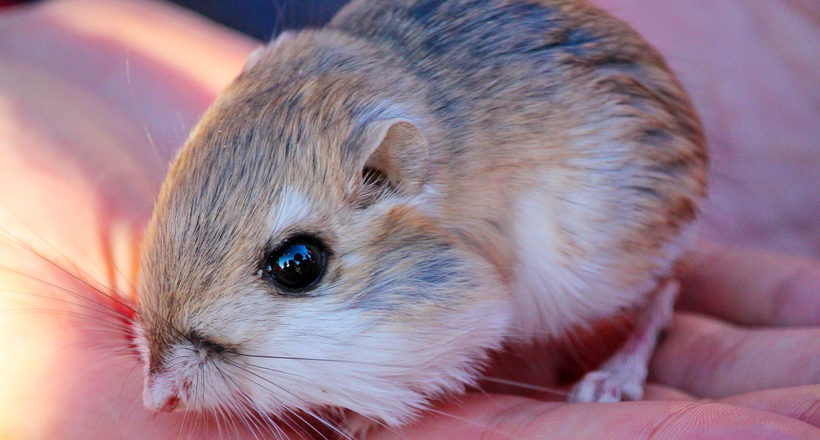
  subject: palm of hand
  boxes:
[378,244,820,439]
[0,1,817,439]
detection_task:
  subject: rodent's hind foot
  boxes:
[567,280,679,403]
[568,369,645,402]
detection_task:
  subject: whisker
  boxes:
[424,406,523,440]
[0,298,133,330]
[481,376,569,396]
[237,362,300,377]
[0,285,133,325]
[0,204,114,289]
[178,392,191,440]
[0,204,140,312]
[115,358,142,406]
[223,379,266,440]
[213,363,270,440]
[226,360,348,440]
[217,361,303,439]
[228,350,399,368]
[207,407,223,440]
[125,56,166,170]
[212,393,235,440]
[240,358,406,439]
[189,368,205,440]
[221,361,325,439]
[0,307,128,330]
[0,227,137,315]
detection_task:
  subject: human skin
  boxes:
[0,0,817,439]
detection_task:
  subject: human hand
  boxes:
[0,0,816,439]
[370,242,820,439]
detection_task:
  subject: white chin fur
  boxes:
[229,296,513,427]
[136,296,512,427]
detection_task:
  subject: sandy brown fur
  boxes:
[328,0,708,297]
[137,0,708,428]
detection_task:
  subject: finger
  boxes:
[677,242,820,326]
[650,313,820,398]
[643,383,696,401]
[371,395,820,440]
[718,385,820,428]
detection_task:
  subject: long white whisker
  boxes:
[0,285,133,325]
[228,350,399,368]
[125,56,166,170]
[214,363,269,440]
[0,204,141,310]
[425,406,525,440]
[227,361,348,440]
[221,361,325,440]
[0,228,136,314]
[481,376,569,396]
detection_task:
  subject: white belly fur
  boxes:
[506,183,694,342]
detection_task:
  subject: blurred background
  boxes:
[166,0,350,39]
[0,0,351,38]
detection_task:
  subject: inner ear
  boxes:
[359,119,430,197]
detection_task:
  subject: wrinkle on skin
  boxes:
[373,395,819,440]
[718,386,820,428]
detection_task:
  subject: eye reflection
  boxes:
[261,236,326,293]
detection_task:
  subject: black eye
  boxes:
[260,235,327,293]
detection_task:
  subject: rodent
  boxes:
[134,0,707,434]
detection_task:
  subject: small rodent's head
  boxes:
[135,32,510,426]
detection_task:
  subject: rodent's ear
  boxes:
[360,118,430,196]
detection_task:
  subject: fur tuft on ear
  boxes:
[359,118,430,196]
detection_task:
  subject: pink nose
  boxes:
[159,394,180,413]
[144,382,183,413]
